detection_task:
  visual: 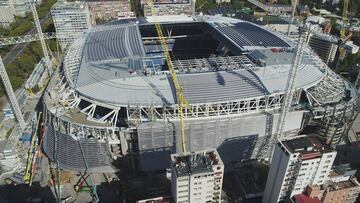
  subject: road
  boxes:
[2,12,52,65]
[0,12,51,123]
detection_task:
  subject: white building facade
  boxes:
[0,6,15,28]
[171,149,224,203]
[263,135,337,203]
[51,1,92,50]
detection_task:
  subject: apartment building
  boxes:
[86,0,135,21]
[263,135,337,203]
[0,6,15,28]
[294,165,360,203]
[171,149,224,203]
[51,1,92,50]
[143,0,195,17]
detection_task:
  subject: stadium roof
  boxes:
[214,22,291,51]
[84,24,145,62]
[69,16,328,107]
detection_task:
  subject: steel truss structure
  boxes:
[30,3,52,75]
[56,34,350,133]
[173,55,256,73]
[247,0,292,15]
[0,3,53,132]
[41,16,360,172]
[0,33,56,46]
[0,57,26,130]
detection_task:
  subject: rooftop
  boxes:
[171,150,222,177]
[331,164,357,177]
[324,177,360,191]
[292,194,321,203]
[64,16,333,107]
[282,135,333,155]
[214,21,291,51]
[52,1,88,10]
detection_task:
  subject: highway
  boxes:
[2,12,52,65]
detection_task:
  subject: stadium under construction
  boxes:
[42,16,359,172]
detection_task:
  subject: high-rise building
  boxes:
[0,6,15,28]
[263,135,337,203]
[171,149,224,203]
[51,1,92,50]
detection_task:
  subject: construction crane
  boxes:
[0,33,56,46]
[338,0,352,61]
[275,30,307,145]
[0,57,26,130]
[23,112,42,184]
[257,29,307,162]
[29,1,53,75]
[147,0,190,153]
[287,0,298,36]
[0,1,54,132]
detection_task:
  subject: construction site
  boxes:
[40,13,358,173]
[0,0,359,202]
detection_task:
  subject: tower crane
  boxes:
[256,28,307,161]
[272,30,307,156]
[338,0,352,61]
[29,1,53,75]
[287,0,298,36]
[256,0,306,161]
[0,57,26,130]
[0,1,54,131]
[147,0,190,153]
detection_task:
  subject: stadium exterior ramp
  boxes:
[42,16,359,172]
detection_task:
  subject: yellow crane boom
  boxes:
[338,0,350,61]
[340,0,349,39]
[24,112,42,184]
[147,0,190,153]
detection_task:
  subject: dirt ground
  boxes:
[0,96,7,110]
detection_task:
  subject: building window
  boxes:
[326,155,333,158]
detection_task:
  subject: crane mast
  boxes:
[29,2,53,75]
[286,0,298,36]
[340,0,349,39]
[0,57,26,130]
[0,1,54,131]
[147,0,189,153]
[273,31,307,151]
[337,0,350,61]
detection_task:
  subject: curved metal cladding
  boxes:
[43,125,114,172]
